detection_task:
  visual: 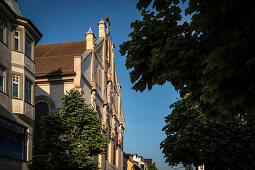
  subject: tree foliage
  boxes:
[148,164,158,170]
[160,98,255,170]
[28,89,108,170]
[120,0,255,118]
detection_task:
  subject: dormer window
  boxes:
[25,35,32,58]
[14,30,20,51]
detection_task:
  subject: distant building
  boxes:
[124,153,151,170]
[34,15,125,170]
[123,153,142,170]
[144,159,156,167]
[0,0,42,169]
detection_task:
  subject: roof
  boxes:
[144,159,153,164]
[35,40,86,76]
[4,0,21,16]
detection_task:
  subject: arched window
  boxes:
[34,102,49,155]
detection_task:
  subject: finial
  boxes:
[98,18,105,24]
[86,26,93,34]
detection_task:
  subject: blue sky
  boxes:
[18,0,184,169]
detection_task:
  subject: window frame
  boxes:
[0,116,27,161]
[0,66,6,93]
[25,35,32,59]
[25,78,32,104]
[14,29,20,51]
[0,18,4,43]
[12,74,20,98]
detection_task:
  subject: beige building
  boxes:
[0,0,42,169]
[123,153,142,170]
[35,15,125,170]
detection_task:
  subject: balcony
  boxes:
[12,98,35,121]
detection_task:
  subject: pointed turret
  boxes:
[98,18,106,38]
[85,26,95,50]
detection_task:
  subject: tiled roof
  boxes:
[35,40,86,76]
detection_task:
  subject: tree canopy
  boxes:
[148,164,158,170]
[160,97,255,169]
[120,0,255,119]
[29,89,108,170]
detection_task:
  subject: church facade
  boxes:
[35,16,125,170]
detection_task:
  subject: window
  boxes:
[34,102,49,155]
[12,75,19,98]
[0,117,26,160]
[14,30,20,51]
[25,35,32,58]
[0,19,4,42]
[113,140,116,165]
[25,79,32,104]
[0,66,6,93]
[96,65,102,89]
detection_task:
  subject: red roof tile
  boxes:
[35,40,86,76]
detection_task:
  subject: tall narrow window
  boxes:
[99,69,101,89]
[34,102,49,155]
[14,30,20,51]
[25,79,32,104]
[25,35,32,58]
[96,65,99,86]
[12,75,19,98]
[0,66,6,93]
[0,19,4,42]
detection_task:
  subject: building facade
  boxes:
[35,15,125,170]
[0,0,42,169]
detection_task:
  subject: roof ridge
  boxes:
[37,40,86,46]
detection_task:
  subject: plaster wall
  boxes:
[35,82,74,109]
[81,79,91,105]
[82,53,91,81]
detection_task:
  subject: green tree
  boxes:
[28,89,108,170]
[160,98,255,170]
[120,0,255,119]
[148,164,158,170]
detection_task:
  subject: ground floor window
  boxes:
[0,117,26,160]
[34,102,49,155]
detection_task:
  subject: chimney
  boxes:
[85,27,95,50]
[98,18,106,38]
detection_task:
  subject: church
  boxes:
[35,15,125,170]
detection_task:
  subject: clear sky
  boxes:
[18,0,182,169]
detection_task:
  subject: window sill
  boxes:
[12,97,22,100]
[12,49,23,54]
[25,100,34,107]
[0,154,27,163]
[25,55,35,64]
[0,90,9,96]
[0,40,9,49]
